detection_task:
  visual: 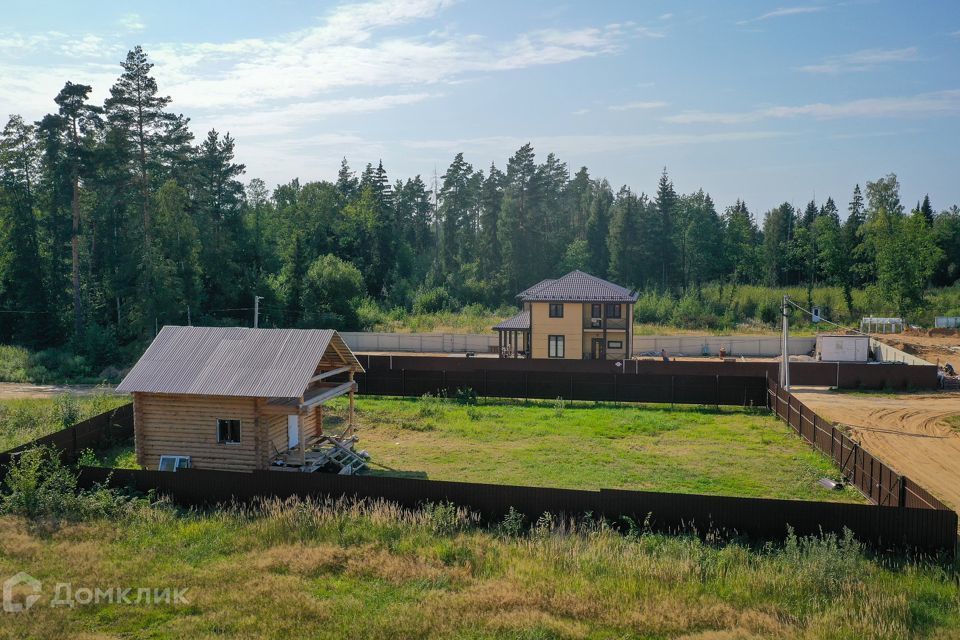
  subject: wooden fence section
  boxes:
[767,380,950,511]
[0,403,133,468]
[75,466,958,553]
[355,367,770,407]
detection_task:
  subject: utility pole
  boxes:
[253,295,263,328]
[780,295,791,390]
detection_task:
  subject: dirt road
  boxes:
[0,382,119,400]
[792,387,960,511]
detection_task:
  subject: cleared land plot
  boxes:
[792,387,960,512]
[324,397,864,502]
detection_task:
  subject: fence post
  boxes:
[670,375,675,407]
[613,374,618,403]
[715,374,720,409]
[401,369,406,396]
[570,375,574,401]
[899,476,907,508]
[524,372,529,400]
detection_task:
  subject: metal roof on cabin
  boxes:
[115,326,363,398]
[516,270,638,302]
[493,310,530,330]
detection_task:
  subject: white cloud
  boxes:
[737,6,825,25]
[608,100,668,111]
[798,47,919,73]
[950,29,960,37]
[572,108,590,116]
[659,13,674,20]
[663,90,960,124]
[118,13,145,32]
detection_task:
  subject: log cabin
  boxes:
[115,326,364,472]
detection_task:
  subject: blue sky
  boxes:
[2,0,959,214]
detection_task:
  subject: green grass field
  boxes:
[0,497,956,639]
[322,396,863,502]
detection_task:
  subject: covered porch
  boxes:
[263,371,368,473]
[493,310,531,358]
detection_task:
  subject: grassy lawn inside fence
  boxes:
[1,394,863,503]
[327,396,864,503]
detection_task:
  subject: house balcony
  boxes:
[583,317,628,330]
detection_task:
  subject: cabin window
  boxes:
[217,419,241,444]
[548,335,565,358]
[158,455,191,472]
[605,303,621,319]
[608,340,623,349]
[549,303,564,318]
[590,303,602,318]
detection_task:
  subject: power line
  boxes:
[783,298,866,336]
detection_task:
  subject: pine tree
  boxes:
[46,82,103,336]
[585,180,613,276]
[920,194,934,223]
[654,168,678,290]
[336,158,358,202]
[104,46,172,246]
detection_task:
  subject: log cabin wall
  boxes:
[135,392,261,472]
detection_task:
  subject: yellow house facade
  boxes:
[494,270,638,360]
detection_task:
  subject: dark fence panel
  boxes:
[76,466,958,553]
[767,380,953,513]
[357,354,939,390]
[0,403,133,468]
[354,364,770,407]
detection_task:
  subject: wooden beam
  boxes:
[309,365,351,383]
[299,380,356,410]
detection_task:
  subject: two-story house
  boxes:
[494,270,638,360]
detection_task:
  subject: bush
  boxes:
[454,387,477,405]
[412,287,458,315]
[0,447,139,523]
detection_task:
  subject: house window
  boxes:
[158,455,191,472]
[591,303,602,318]
[548,335,565,358]
[605,303,622,319]
[608,340,623,349]
[549,303,564,318]
[217,419,241,444]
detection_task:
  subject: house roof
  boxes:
[116,326,363,399]
[517,270,638,303]
[493,310,530,330]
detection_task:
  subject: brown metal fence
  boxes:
[74,465,957,553]
[2,396,956,553]
[355,366,770,407]
[0,403,133,468]
[767,379,951,511]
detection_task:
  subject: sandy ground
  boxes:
[872,329,960,367]
[792,386,960,511]
[0,382,119,400]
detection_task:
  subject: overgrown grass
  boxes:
[945,415,960,432]
[0,393,128,452]
[0,492,956,639]
[0,343,125,384]
[322,396,864,502]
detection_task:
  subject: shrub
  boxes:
[412,286,458,315]
[0,447,140,523]
[454,387,477,405]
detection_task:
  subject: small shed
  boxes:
[116,326,364,472]
[816,334,870,363]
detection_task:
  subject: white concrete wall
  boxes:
[869,338,934,365]
[340,331,816,357]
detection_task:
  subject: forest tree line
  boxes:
[1,46,959,365]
